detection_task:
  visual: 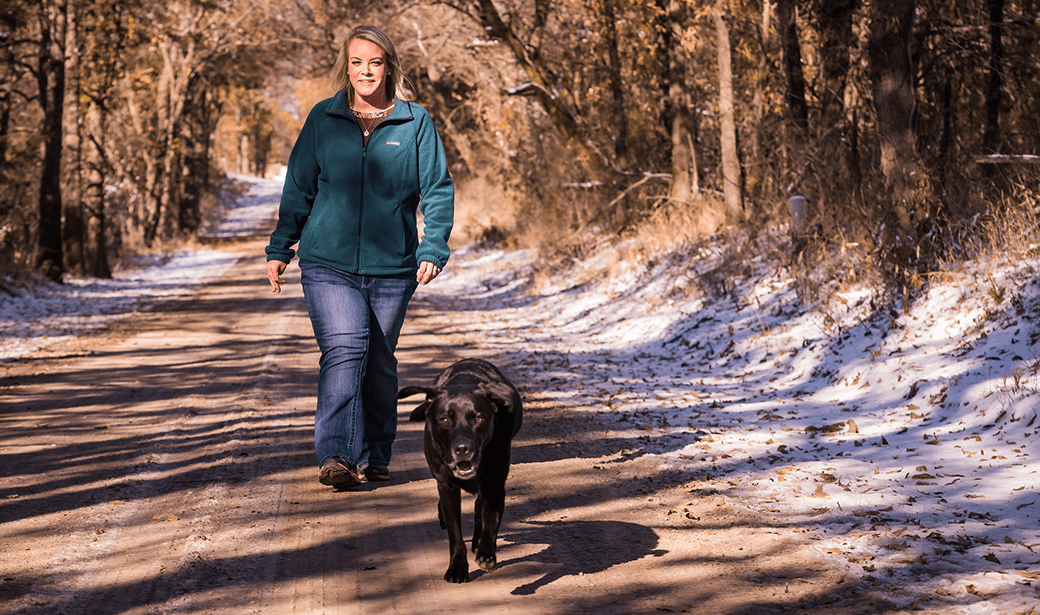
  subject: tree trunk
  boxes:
[670,107,699,205]
[36,0,67,281]
[75,0,126,278]
[815,0,859,219]
[658,0,700,206]
[247,100,272,177]
[0,20,15,172]
[143,35,195,245]
[156,145,183,241]
[748,0,771,210]
[62,0,85,276]
[713,6,743,223]
[776,0,809,131]
[601,0,628,166]
[817,0,855,134]
[982,0,1005,154]
[868,0,921,262]
[180,81,219,234]
[83,100,111,278]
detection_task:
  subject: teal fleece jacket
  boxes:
[266,93,454,276]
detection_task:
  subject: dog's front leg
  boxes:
[471,493,484,554]
[474,485,504,572]
[437,481,469,583]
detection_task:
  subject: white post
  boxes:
[787,195,808,241]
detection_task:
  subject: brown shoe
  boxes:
[319,456,365,487]
[365,466,391,482]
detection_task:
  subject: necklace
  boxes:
[353,104,394,137]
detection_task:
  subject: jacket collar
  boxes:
[326,90,413,123]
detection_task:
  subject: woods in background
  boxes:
[2,0,1037,285]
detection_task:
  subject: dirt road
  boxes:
[1,236,891,614]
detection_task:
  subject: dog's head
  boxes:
[399,382,517,480]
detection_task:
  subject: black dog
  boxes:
[398,358,523,583]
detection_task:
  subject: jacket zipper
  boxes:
[355,137,366,273]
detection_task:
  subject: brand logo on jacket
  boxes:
[386,141,401,147]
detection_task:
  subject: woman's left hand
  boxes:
[417,261,441,285]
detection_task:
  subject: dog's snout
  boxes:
[454,443,471,457]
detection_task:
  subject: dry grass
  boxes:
[942,185,1040,268]
[459,168,1040,337]
[620,194,729,262]
[918,186,1040,323]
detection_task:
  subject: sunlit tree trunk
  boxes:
[143,35,195,245]
[713,5,743,223]
[122,77,151,250]
[62,0,85,276]
[82,100,111,278]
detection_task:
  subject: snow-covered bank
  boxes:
[427,235,1040,613]
[4,176,1039,612]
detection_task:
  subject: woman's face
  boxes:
[348,38,388,104]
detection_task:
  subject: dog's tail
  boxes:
[397,385,438,399]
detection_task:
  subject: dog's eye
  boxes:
[439,416,450,425]
[473,415,484,424]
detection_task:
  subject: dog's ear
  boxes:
[408,400,432,423]
[399,386,443,423]
[479,382,519,414]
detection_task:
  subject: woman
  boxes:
[265,25,454,489]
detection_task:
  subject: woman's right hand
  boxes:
[267,260,287,293]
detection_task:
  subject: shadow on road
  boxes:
[498,519,665,595]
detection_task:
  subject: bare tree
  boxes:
[36,0,67,281]
[658,0,700,206]
[713,5,743,223]
[813,0,860,224]
[776,0,809,132]
[981,0,1005,154]
[62,0,84,276]
[598,0,629,166]
[446,0,617,182]
[76,0,134,279]
[868,0,922,263]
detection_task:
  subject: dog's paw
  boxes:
[443,566,470,583]
[475,553,497,572]
[444,552,470,583]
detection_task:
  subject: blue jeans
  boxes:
[299,260,417,472]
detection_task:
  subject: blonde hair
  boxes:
[331,25,413,104]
